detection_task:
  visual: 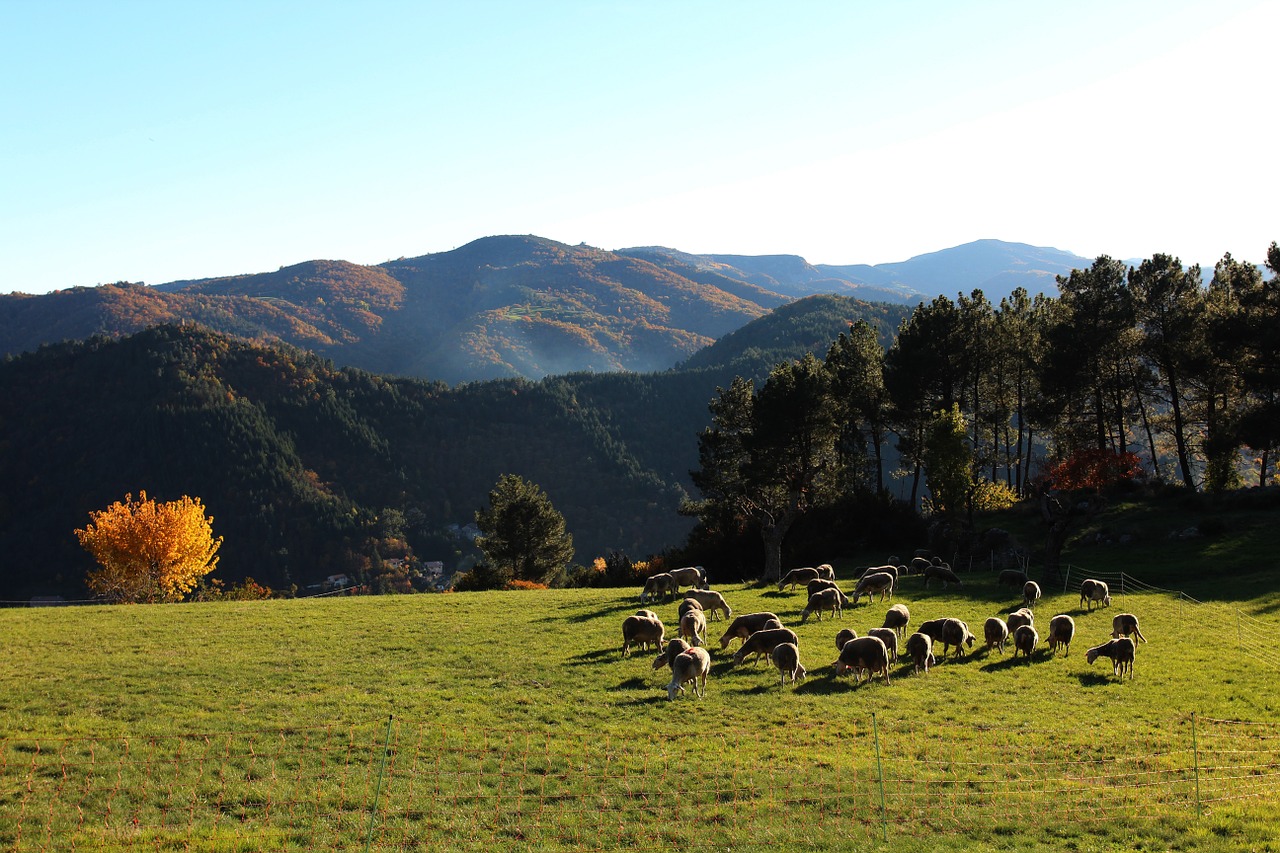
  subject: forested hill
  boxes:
[0,294,903,599]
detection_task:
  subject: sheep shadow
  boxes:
[567,648,624,667]
[1075,672,1120,687]
[980,654,1035,673]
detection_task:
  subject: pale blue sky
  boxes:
[2,0,1275,294]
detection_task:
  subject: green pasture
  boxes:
[4,552,1279,851]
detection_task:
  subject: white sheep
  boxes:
[832,635,891,685]
[1080,578,1111,611]
[1086,637,1135,678]
[1022,580,1042,609]
[834,628,858,651]
[815,563,836,581]
[939,618,975,657]
[867,627,899,660]
[651,638,692,672]
[857,564,899,583]
[731,627,799,667]
[916,617,948,643]
[668,565,709,591]
[639,572,677,604]
[909,556,933,575]
[923,564,962,589]
[682,588,732,621]
[800,587,849,624]
[983,617,1009,654]
[718,612,782,650]
[852,571,895,605]
[677,598,704,619]
[1112,613,1147,642]
[770,642,806,685]
[1014,624,1038,658]
[621,615,665,658]
[778,567,821,591]
[1006,607,1034,636]
[635,609,659,619]
[882,603,910,638]
[805,578,839,599]
[1047,614,1075,656]
[905,632,936,675]
[678,608,707,647]
[666,647,712,700]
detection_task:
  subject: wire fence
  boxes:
[3,714,1278,851]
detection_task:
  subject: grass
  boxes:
[3,496,1280,850]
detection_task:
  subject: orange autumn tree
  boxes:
[74,491,224,603]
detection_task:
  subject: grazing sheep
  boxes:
[1022,580,1042,609]
[806,578,839,600]
[983,617,1009,654]
[852,571,895,605]
[834,628,858,650]
[621,615,665,658]
[882,603,911,638]
[1080,578,1112,610]
[998,569,1028,588]
[815,563,836,581]
[1112,613,1148,643]
[857,564,899,583]
[652,638,692,671]
[800,587,849,623]
[916,618,948,643]
[1047,614,1075,656]
[832,635,891,685]
[682,589,732,621]
[939,618,975,657]
[909,556,933,575]
[868,627,899,659]
[778,567,821,591]
[923,564,962,589]
[677,598,704,619]
[679,608,708,647]
[731,627,800,667]
[1014,624,1038,658]
[1006,608,1034,636]
[770,642,806,685]
[668,565,709,591]
[636,609,659,619]
[639,572,677,604]
[905,632,937,675]
[718,612,783,650]
[667,647,712,700]
[1086,637,1136,678]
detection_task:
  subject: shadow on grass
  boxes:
[567,648,623,667]
[1076,672,1119,687]
[979,653,1039,673]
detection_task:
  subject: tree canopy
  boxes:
[474,474,575,587]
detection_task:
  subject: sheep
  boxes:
[770,642,806,685]
[834,628,858,650]
[832,635,891,685]
[621,615,665,658]
[857,564,899,583]
[815,563,836,581]
[718,612,783,650]
[1022,580,1042,609]
[1006,607,1034,636]
[1112,613,1148,643]
[1086,637,1136,678]
[1080,578,1112,611]
[731,627,800,667]
[939,618,975,657]
[868,627,899,659]
[652,638,692,671]
[668,565,709,591]
[635,609,659,619]
[998,569,1028,588]
[1047,614,1075,656]
[806,578,839,599]
[923,564,962,589]
[800,587,849,624]
[678,608,707,647]
[882,603,911,638]
[852,571,895,605]
[778,567,821,591]
[909,556,933,575]
[639,572,677,604]
[916,618,948,643]
[983,617,1009,654]
[906,632,936,675]
[667,647,712,700]
[682,588,732,621]
[1014,624,1038,658]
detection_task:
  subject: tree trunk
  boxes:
[759,509,796,583]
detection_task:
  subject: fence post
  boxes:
[1191,712,1202,819]
[364,714,395,853]
[872,712,888,843]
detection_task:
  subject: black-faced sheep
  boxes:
[770,642,806,685]
[668,565,709,591]
[718,612,782,650]
[1086,637,1135,678]
[983,617,1009,654]
[924,564,962,589]
[1047,614,1075,656]
[834,628,858,650]
[731,627,799,667]
[621,614,665,658]
[906,632,936,675]
[868,627,899,659]
[939,618,975,657]
[1023,580,1042,609]
[882,603,910,638]
[639,572,677,604]
[682,588,732,621]
[832,635,891,685]
[1111,613,1147,642]
[667,647,712,700]
[1014,624,1038,658]
[778,567,821,591]
[800,587,849,623]
[852,571,895,605]
[1080,578,1111,610]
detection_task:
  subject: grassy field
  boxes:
[4,496,1280,851]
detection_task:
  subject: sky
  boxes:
[2,0,1276,295]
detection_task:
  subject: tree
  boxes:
[74,491,224,603]
[825,320,889,493]
[474,474,574,586]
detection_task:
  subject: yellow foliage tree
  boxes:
[74,491,224,603]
